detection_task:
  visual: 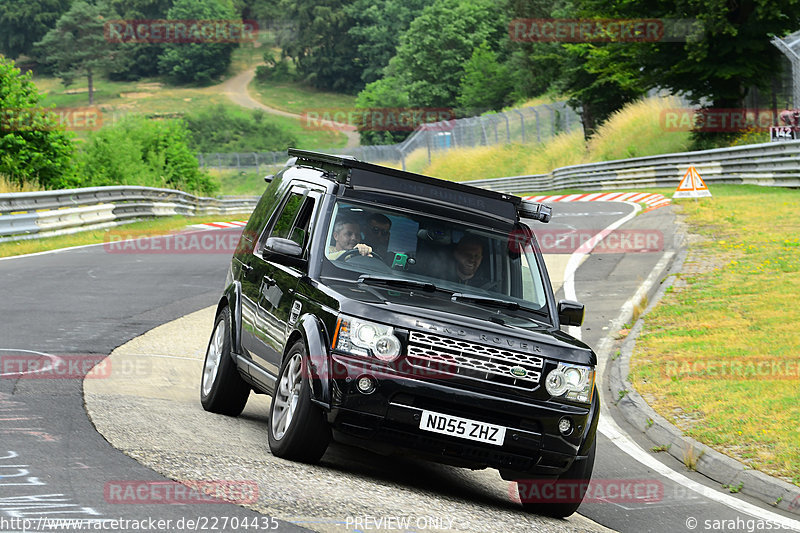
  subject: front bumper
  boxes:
[326,354,599,478]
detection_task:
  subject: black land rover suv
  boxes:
[200,149,599,517]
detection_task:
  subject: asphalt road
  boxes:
[0,204,798,533]
[0,241,308,532]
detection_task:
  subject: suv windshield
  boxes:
[320,200,549,317]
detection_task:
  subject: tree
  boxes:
[344,0,427,85]
[0,0,72,60]
[34,1,120,105]
[354,76,410,145]
[106,0,174,81]
[158,0,239,84]
[0,56,75,188]
[278,0,362,93]
[504,0,644,136]
[386,0,508,108]
[577,0,800,113]
[457,42,514,114]
[558,43,644,138]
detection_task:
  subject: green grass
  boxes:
[212,169,271,196]
[0,215,248,258]
[629,185,800,486]
[32,73,348,149]
[250,79,357,116]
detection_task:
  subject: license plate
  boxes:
[418,410,506,446]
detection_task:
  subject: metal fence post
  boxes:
[514,110,525,143]
[501,113,511,143]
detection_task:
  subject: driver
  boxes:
[327,217,372,260]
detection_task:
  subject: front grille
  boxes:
[406,331,544,390]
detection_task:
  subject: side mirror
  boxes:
[558,300,584,327]
[264,174,274,183]
[264,237,303,257]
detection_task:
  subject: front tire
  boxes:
[517,438,597,518]
[200,306,250,416]
[267,340,331,463]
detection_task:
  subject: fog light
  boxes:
[356,375,376,394]
[558,417,573,436]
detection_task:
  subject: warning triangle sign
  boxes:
[673,166,712,198]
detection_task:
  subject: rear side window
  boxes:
[258,189,316,253]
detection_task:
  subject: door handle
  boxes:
[241,263,253,274]
[262,276,276,288]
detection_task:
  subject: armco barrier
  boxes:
[463,140,800,194]
[0,186,259,241]
[3,140,799,241]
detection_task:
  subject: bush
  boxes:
[70,115,217,194]
[182,104,297,153]
[0,56,75,188]
[254,50,295,82]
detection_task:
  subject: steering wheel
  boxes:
[337,249,383,262]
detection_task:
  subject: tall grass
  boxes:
[587,96,690,160]
[418,96,692,181]
[424,144,533,180]
[0,175,43,193]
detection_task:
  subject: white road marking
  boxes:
[562,201,641,339]
[0,349,61,378]
[562,205,800,530]
[0,225,240,262]
[599,415,800,530]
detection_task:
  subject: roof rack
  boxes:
[286,148,551,223]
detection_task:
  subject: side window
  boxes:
[287,196,315,248]
[271,193,305,241]
[258,188,316,253]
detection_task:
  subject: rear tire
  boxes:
[517,439,597,518]
[200,306,250,416]
[267,340,331,463]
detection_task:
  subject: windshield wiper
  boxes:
[358,275,453,294]
[451,292,548,316]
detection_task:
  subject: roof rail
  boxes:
[287,149,358,167]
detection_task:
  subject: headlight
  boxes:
[545,363,594,404]
[333,316,402,362]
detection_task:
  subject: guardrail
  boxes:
[3,140,799,242]
[0,186,258,242]
[463,140,800,194]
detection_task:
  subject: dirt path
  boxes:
[217,68,360,149]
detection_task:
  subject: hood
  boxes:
[322,279,595,366]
